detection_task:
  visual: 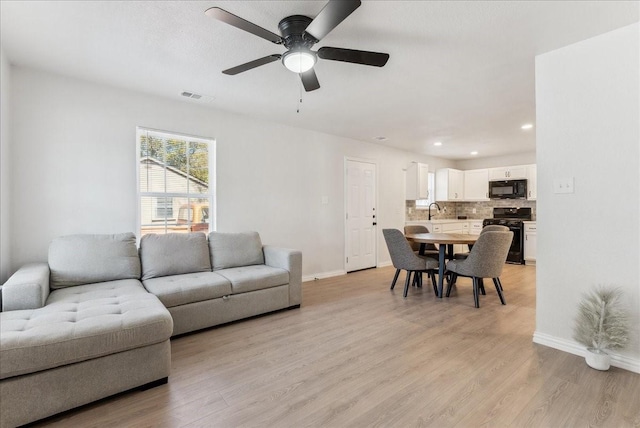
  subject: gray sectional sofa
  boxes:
[0,231,302,427]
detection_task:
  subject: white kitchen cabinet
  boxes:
[406,162,430,200]
[406,220,471,255]
[469,220,484,235]
[435,168,464,201]
[526,164,537,200]
[430,221,468,255]
[463,169,489,201]
[524,222,537,264]
[488,165,528,180]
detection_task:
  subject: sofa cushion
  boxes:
[49,233,141,289]
[0,279,172,380]
[216,265,289,294]
[142,272,231,308]
[208,231,265,270]
[140,233,211,280]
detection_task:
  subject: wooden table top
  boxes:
[405,232,479,245]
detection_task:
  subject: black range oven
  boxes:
[483,207,532,264]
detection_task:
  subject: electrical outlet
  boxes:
[472,208,477,214]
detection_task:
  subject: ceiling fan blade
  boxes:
[304,0,361,42]
[205,7,283,45]
[300,69,321,92]
[222,55,282,75]
[318,47,389,67]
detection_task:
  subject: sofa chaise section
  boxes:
[0,233,173,427]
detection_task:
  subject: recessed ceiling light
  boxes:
[373,136,387,141]
[521,123,534,130]
[434,141,443,146]
[470,151,478,155]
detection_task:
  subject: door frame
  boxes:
[344,156,379,273]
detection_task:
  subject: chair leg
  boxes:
[390,268,400,290]
[479,278,486,295]
[493,277,506,305]
[417,272,423,288]
[403,271,412,298]
[430,270,438,296]
[445,272,457,297]
[472,277,480,308]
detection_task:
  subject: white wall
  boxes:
[534,23,639,372]
[455,151,536,170]
[0,47,11,283]
[8,67,456,280]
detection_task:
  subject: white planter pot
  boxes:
[585,348,611,371]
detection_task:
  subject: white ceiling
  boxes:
[1,1,638,160]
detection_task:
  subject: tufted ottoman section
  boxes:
[0,279,173,380]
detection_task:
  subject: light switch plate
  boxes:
[321,196,329,205]
[553,177,574,194]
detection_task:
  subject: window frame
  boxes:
[136,127,216,236]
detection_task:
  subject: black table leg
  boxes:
[437,245,446,298]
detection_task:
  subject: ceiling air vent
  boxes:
[181,91,202,99]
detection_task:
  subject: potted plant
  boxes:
[573,287,630,370]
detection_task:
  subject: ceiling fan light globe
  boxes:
[282,50,316,73]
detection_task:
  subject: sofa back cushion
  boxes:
[209,231,264,270]
[49,233,141,289]
[140,233,212,280]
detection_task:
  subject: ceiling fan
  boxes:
[205,0,390,92]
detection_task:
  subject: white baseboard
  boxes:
[302,270,346,283]
[303,262,393,283]
[533,331,640,374]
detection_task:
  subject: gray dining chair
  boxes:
[401,224,440,290]
[444,230,513,308]
[453,224,509,260]
[403,225,439,258]
[383,229,439,298]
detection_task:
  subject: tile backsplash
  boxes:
[406,199,536,221]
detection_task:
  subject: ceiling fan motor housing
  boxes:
[278,15,316,49]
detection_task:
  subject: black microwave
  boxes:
[489,179,527,199]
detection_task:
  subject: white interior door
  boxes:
[346,160,377,272]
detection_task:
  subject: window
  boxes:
[415,172,435,209]
[137,128,215,236]
[155,197,174,219]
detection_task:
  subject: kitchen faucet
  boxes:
[428,202,441,220]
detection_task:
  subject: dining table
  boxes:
[405,232,479,298]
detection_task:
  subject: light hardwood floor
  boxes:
[37,264,640,427]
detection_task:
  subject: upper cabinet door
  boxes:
[463,169,489,201]
[489,165,528,180]
[526,164,537,200]
[435,168,464,201]
[406,162,429,200]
